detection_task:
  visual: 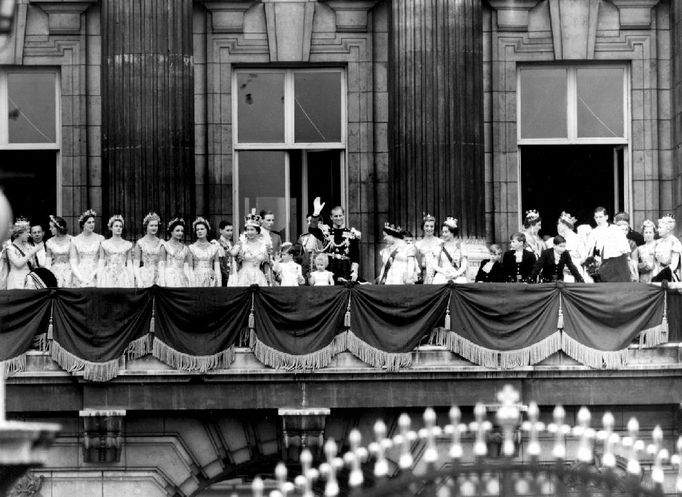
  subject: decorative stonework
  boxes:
[610,0,660,29]
[9,473,43,497]
[201,1,256,33]
[324,1,378,32]
[79,409,126,463]
[29,0,96,35]
[487,0,541,32]
[278,407,330,458]
[263,0,316,61]
[548,0,601,59]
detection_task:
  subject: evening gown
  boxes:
[71,234,103,288]
[136,237,162,288]
[46,236,72,287]
[98,239,134,288]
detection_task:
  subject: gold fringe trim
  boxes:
[51,340,121,382]
[499,332,562,369]
[126,334,152,360]
[561,332,628,369]
[252,333,347,371]
[152,338,235,373]
[429,329,562,369]
[1,354,27,377]
[345,330,412,372]
[638,323,668,349]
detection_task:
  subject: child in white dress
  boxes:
[309,253,335,286]
[274,242,305,287]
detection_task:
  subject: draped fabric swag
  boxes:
[0,284,676,381]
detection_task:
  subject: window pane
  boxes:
[237,73,284,143]
[238,151,287,239]
[577,67,624,138]
[7,72,56,144]
[294,71,341,143]
[520,68,567,139]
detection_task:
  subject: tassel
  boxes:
[344,295,351,328]
[248,292,255,330]
[47,297,55,341]
[661,291,669,342]
[557,293,564,330]
[444,309,451,330]
[149,305,156,334]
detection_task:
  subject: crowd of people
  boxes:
[0,197,679,290]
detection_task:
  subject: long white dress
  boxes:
[379,242,417,285]
[136,237,162,288]
[71,234,104,288]
[231,240,269,287]
[653,235,682,281]
[46,236,72,287]
[6,242,33,289]
[189,242,220,287]
[98,239,133,288]
[163,242,190,288]
[415,237,443,284]
[433,243,468,284]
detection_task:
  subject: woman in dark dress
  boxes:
[531,235,584,283]
[475,244,506,282]
[502,232,537,283]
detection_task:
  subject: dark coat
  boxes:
[475,259,507,283]
[502,250,536,283]
[531,248,584,283]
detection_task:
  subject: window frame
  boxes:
[232,68,347,241]
[517,64,629,146]
[0,68,61,150]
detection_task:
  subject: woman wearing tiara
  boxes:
[652,215,682,282]
[636,220,657,283]
[523,209,545,258]
[133,212,163,288]
[45,215,72,287]
[432,217,468,284]
[555,211,585,282]
[415,213,443,284]
[159,218,192,287]
[6,218,41,289]
[229,211,270,286]
[98,215,134,288]
[189,217,221,287]
[70,209,104,287]
[377,222,418,284]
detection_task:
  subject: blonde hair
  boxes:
[314,253,329,268]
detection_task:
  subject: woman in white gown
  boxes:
[189,217,221,287]
[414,213,443,284]
[6,218,41,289]
[133,212,163,288]
[159,218,192,287]
[69,209,104,288]
[45,215,72,287]
[229,212,269,286]
[377,222,417,285]
[652,214,682,282]
[98,215,134,288]
[433,217,468,284]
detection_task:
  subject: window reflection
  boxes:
[294,71,341,142]
[237,73,285,143]
[520,68,567,139]
[7,72,56,143]
[577,68,624,138]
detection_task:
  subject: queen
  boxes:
[159,218,192,287]
[98,215,134,288]
[69,209,104,287]
[189,216,221,287]
[377,222,417,285]
[229,211,270,286]
[133,212,163,288]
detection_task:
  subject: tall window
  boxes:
[517,65,629,229]
[233,69,345,241]
[0,68,60,224]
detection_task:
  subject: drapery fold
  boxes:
[50,288,152,381]
[0,284,675,380]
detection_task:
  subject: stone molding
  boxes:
[278,407,330,458]
[323,0,378,33]
[79,409,126,464]
[548,0,601,60]
[263,0,316,61]
[200,1,257,33]
[487,0,541,32]
[29,0,96,35]
[610,0,660,29]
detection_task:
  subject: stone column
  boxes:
[672,2,682,220]
[388,0,484,237]
[101,0,195,236]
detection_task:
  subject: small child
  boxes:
[274,242,305,286]
[309,253,335,286]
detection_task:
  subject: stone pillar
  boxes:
[101,0,195,236]
[673,2,682,220]
[388,0,484,237]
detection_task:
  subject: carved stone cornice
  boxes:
[29,0,97,35]
[199,1,257,34]
[263,0,316,61]
[548,0,600,59]
[610,0,660,29]
[79,409,125,464]
[487,0,542,32]
[278,407,330,460]
[323,1,378,33]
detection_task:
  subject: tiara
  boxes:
[443,216,458,229]
[78,209,97,225]
[167,217,185,231]
[422,212,436,223]
[641,219,656,231]
[142,212,161,227]
[658,213,676,224]
[559,211,577,227]
[192,216,211,232]
[244,209,262,228]
[383,222,403,235]
[12,216,30,232]
[107,214,124,230]
[525,209,540,222]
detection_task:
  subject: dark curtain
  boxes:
[0,289,50,361]
[254,286,348,355]
[668,291,682,342]
[350,285,450,352]
[51,288,152,362]
[450,283,560,350]
[153,287,250,355]
[561,283,664,351]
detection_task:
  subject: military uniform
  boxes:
[309,216,360,284]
